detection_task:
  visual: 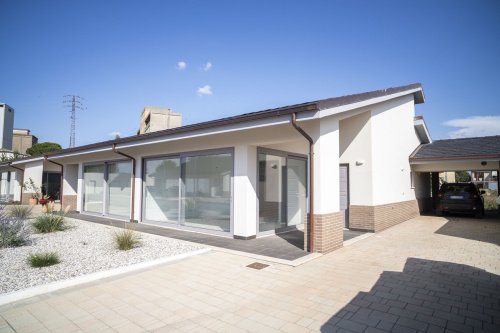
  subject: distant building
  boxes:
[138,107,182,134]
[0,103,14,150]
[12,128,38,154]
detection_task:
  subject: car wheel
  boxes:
[475,208,484,219]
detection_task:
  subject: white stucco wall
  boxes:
[77,163,83,211]
[370,95,421,205]
[22,160,44,197]
[63,164,79,196]
[233,144,257,237]
[339,111,374,205]
[312,116,340,214]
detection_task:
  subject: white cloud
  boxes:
[197,85,213,96]
[108,131,121,138]
[203,62,212,71]
[443,115,500,138]
[176,61,187,71]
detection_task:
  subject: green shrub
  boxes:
[113,228,141,251]
[7,205,33,220]
[27,252,60,268]
[32,213,67,233]
[0,206,30,248]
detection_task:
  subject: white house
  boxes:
[0,83,433,253]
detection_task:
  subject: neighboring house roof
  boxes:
[4,83,424,163]
[410,135,500,161]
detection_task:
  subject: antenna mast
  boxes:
[63,95,85,148]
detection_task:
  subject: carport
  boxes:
[409,135,500,213]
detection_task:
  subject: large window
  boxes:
[143,149,233,233]
[107,162,132,217]
[144,157,180,223]
[83,161,132,217]
[182,153,232,232]
[83,164,105,214]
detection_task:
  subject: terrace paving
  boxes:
[1,215,499,332]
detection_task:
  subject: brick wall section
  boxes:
[304,212,344,253]
[349,199,419,232]
[349,205,375,231]
[62,195,77,211]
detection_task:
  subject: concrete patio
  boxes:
[0,214,499,332]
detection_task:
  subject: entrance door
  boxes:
[339,164,349,228]
[42,172,61,200]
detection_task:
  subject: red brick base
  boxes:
[305,212,344,253]
[349,199,419,232]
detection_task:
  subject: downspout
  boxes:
[112,143,136,223]
[291,113,315,252]
[9,163,24,204]
[44,156,64,207]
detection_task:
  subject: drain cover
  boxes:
[246,262,269,270]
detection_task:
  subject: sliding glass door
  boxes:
[258,153,286,232]
[107,161,132,217]
[182,153,232,232]
[83,164,105,213]
[258,150,307,233]
[287,158,307,227]
[143,149,233,234]
[83,161,132,217]
[144,157,180,224]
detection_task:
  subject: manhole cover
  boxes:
[246,262,269,270]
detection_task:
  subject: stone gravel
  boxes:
[0,218,205,294]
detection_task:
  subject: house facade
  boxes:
[0,83,431,253]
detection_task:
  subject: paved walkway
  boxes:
[1,215,499,332]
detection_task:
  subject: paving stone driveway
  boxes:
[0,215,499,332]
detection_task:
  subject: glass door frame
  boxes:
[82,159,132,219]
[141,147,235,237]
[256,147,308,235]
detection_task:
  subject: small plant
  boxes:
[0,206,30,248]
[32,202,70,233]
[113,228,141,250]
[32,214,66,233]
[7,205,33,220]
[27,252,60,268]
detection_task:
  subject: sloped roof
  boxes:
[410,135,500,161]
[5,83,424,163]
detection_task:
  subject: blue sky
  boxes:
[1,0,499,147]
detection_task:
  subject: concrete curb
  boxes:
[343,232,374,246]
[208,245,322,267]
[0,248,211,307]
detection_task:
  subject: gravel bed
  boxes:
[0,218,205,294]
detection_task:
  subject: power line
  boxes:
[63,95,85,148]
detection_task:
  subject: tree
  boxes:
[455,170,471,182]
[26,142,62,156]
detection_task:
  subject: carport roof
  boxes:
[410,135,500,161]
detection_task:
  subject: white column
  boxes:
[233,144,257,238]
[77,162,83,212]
[313,116,340,214]
[12,170,22,202]
[133,155,142,222]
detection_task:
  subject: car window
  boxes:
[442,185,475,193]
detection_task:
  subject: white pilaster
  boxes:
[233,144,257,238]
[313,116,340,214]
